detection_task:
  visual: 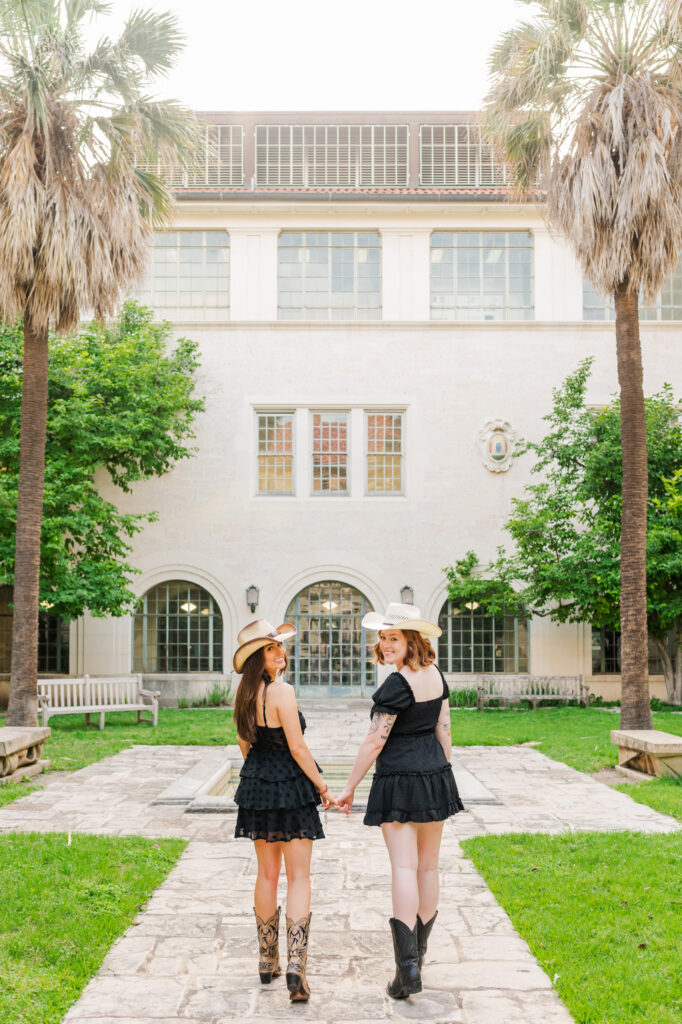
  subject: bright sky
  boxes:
[92,0,524,111]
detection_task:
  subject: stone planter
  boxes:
[0,726,51,784]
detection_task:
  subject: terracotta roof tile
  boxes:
[173,186,546,199]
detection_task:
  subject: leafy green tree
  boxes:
[484,0,682,727]
[444,361,682,706]
[0,303,204,621]
[0,0,198,726]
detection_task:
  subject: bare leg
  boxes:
[283,839,314,1002]
[254,840,283,919]
[416,820,444,922]
[282,838,313,921]
[381,821,419,929]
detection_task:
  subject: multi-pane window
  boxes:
[591,627,666,674]
[583,263,682,320]
[312,412,348,493]
[430,232,533,321]
[136,124,244,187]
[438,600,529,673]
[420,125,509,187]
[366,413,403,494]
[255,124,408,187]
[257,413,294,494]
[136,231,229,322]
[132,581,223,673]
[278,231,381,321]
[0,586,69,674]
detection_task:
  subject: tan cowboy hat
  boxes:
[233,618,297,673]
[361,602,441,639]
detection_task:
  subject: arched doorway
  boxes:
[285,581,375,695]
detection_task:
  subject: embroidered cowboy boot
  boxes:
[387,917,421,999]
[416,911,438,969]
[286,912,311,1002]
[254,906,281,984]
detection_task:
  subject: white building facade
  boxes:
[3,112,680,704]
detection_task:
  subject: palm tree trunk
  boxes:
[614,281,652,730]
[6,315,49,728]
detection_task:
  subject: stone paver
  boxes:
[0,702,678,1023]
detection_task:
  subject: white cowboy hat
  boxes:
[361,603,441,639]
[233,618,297,673]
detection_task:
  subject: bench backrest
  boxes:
[477,674,583,697]
[38,676,142,708]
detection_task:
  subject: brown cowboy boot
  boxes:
[286,912,311,1002]
[254,906,281,984]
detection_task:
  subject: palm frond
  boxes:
[64,0,112,26]
[131,96,200,169]
[116,8,184,78]
[0,0,192,331]
[486,0,682,297]
[133,166,174,227]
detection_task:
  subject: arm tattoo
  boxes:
[369,711,396,741]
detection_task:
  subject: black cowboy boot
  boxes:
[286,912,311,1002]
[416,911,438,969]
[254,906,281,984]
[387,917,421,999]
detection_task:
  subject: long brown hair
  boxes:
[374,629,436,670]
[234,646,289,744]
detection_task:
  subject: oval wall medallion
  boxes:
[479,420,516,473]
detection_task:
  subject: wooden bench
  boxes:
[475,674,590,710]
[611,729,682,778]
[38,675,160,730]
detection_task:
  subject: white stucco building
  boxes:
[2,112,679,704]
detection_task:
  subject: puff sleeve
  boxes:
[370,673,414,718]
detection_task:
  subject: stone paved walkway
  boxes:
[1,703,679,1024]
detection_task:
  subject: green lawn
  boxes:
[462,831,682,1024]
[1,707,237,772]
[0,832,186,1024]
[450,705,682,773]
[615,776,682,822]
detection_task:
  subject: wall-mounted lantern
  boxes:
[400,585,414,605]
[246,585,260,614]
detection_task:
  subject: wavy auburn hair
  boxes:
[233,646,289,745]
[374,629,436,670]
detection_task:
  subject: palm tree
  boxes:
[0,0,198,727]
[485,0,682,729]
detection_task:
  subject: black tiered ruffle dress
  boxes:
[364,669,465,827]
[234,698,324,843]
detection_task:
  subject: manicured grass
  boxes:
[449,706,682,773]
[0,707,237,773]
[0,780,41,807]
[615,776,682,823]
[0,832,186,1024]
[462,831,682,1024]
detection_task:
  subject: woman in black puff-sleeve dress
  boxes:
[336,603,464,1001]
[232,619,337,1003]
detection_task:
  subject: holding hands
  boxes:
[317,781,355,813]
[317,782,338,810]
[335,786,354,815]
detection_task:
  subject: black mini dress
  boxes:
[234,691,324,843]
[364,669,465,827]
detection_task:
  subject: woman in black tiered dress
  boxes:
[337,603,464,1000]
[233,619,336,1003]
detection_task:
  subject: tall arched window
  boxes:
[132,581,223,673]
[285,581,375,694]
[438,599,528,673]
[0,586,70,674]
